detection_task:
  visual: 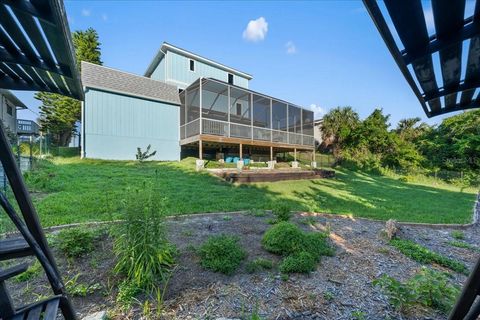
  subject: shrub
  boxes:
[448,240,480,252]
[199,234,246,275]
[451,230,465,240]
[374,267,460,314]
[116,280,142,309]
[390,238,469,275]
[113,183,176,290]
[246,258,274,273]
[56,227,95,258]
[272,202,293,222]
[261,222,305,255]
[262,222,334,274]
[279,251,316,274]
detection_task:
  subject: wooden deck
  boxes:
[211,168,335,183]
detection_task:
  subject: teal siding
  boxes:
[84,89,180,161]
[150,56,166,81]
[150,51,249,89]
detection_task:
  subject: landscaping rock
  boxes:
[81,311,107,320]
[384,219,399,240]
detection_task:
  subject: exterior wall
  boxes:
[84,89,180,161]
[0,94,17,134]
[150,51,250,89]
[314,122,322,148]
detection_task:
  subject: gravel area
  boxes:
[4,211,479,319]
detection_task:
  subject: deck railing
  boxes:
[181,118,314,147]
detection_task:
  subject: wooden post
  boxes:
[199,140,203,160]
[294,148,297,162]
[270,146,273,161]
[239,143,243,159]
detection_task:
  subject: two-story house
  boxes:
[81,43,315,162]
[0,89,26,136]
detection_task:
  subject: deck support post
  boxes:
[239,143,243,160]
[199,140,203,160]
[270,146,273,161]
[294,148,297,162]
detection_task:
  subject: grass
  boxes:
[390,239,469,275]
[448,240,480,252]
[3,157,476,229]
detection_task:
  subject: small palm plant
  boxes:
[136,144,157,162]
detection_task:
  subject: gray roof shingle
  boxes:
[81,62,180,105]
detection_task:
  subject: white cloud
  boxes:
[242,17,268,42]
[101,13,108,21]
[81,9,91,17]
[310,104,325,119]
[285,41,297,54]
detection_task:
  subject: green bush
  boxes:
[279,251,316,274]
[272,202,293,222]
[113,184,176,290]
[374,267,460,314]
[262,222,305,255]
[56,227,95,258]
[199,234,246,275]
[262,222,334,274]
[390,239,469,275]
[451,230,465,240]
[246,258,274,273]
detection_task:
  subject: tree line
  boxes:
[320,107,480,186]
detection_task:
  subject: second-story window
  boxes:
[236,103,242,116]
[228,73,234,85]
[6,104,13,116]
[189,59,195,72]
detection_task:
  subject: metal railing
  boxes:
[182,118,314,147]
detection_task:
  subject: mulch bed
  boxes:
[4,212,479,319]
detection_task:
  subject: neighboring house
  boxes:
[0,89,27,135]
[81,42,315,161]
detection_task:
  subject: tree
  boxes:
[36,28,102,146]
[395,117,429,142]
[320,106,359,159]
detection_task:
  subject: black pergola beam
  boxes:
[363,0,431,116]
[403,20,480,65]
[424,79,480,102]
[0,0,55,25]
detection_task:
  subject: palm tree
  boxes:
[320,106,359,159]
[396,117,429,141]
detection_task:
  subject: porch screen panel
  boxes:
[302,109,314,136]
[272,100,287,131]
[288,105,302,133]
[253,94,271,128]
[186,84,200,122]
[230,87,251,125]
[201,80,228,121]
[180,91,186,126]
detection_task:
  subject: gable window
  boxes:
[228,73,234,85]
[6,104,13,116]
[236,103,242,116]
[189,59,195,72]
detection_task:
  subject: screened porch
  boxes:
[179,78,315,150]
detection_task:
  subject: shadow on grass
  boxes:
[291,169,476,224]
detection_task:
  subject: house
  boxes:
[0,89,27,136]
[81,43,315,163]
[313,119,323,150]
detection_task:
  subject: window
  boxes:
[236,103,242,116]
[6,104,13,116]
[228,73,234,85]
[189,59,195,72]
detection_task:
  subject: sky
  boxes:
[13,0,477,127]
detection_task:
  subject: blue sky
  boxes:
[14,1,473,126]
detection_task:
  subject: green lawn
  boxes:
[1,157,477,229]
